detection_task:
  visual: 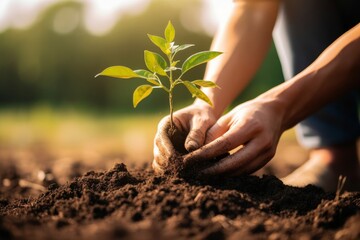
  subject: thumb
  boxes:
[185,120,210,152]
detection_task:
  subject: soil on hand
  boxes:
[1,162,359,240]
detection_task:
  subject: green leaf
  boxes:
[133,69,155,79]
[147,34,170,54]
[192,80,218,88]
[144,50,167,76]
[164,21,175,42]
[133,85,153,107]
[182,51,222,75]
[133,70,160,85]
[95,66,139,79]
[172,44,194,56]
[183,81,213,106]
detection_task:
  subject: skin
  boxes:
[185,23,360,176]
[153,0,360,179]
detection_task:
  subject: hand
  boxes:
[152,104,218,174]
[183,98,285,176]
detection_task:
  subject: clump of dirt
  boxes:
[1,162,359,240]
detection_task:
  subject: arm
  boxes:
[196,0,280,118]
[271,23,360,131]
[184,23,360,175]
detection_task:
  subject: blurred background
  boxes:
[0,0,307,185]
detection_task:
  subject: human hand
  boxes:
[183,98,285,176]
[152,104,218,174]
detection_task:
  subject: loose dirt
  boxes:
[1,162,359,240]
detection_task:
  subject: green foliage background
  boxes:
[0,0,283,114]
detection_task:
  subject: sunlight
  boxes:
[0,0,232,35]
[82,0,151,36]
[0,0,57,32]
[0,0,151,35]
[200,0,232,35]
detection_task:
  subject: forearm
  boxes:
[195,0,279,118]
[260,23,360,131]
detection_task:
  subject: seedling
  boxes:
[335,175,346,201]
[96,21,222,131]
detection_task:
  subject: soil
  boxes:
[1,160,359,240]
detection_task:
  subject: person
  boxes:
[152,0,360,192]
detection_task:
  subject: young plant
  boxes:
[95,21,222,132]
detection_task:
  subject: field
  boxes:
[0,107,359,239]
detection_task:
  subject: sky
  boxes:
[0,0,232,36]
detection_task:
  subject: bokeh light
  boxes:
[0,0,232,36]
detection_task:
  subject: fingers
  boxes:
[152,117,176,172]
[185,130,204,152]
[229,153,271,176]
[155,131,175,162]
[152,142,169,174]
[183,123,254,166]
[200,140,258,175]
[185,117,209,151]
[204,121,228,144]
[184,136,232,165]
[152,105,219,173]
[153,139,173,167]
[201,138,275,176]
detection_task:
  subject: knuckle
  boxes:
[188,129,204,140]
[252,121,265,134]
[193,115,213,128]
[205,131,216,143]
[155,135,162,146]
[260,135,273,150]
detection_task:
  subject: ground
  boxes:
[1,146,359,240]
[0,110,359,239]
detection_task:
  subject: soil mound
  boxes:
[1,163,359,240]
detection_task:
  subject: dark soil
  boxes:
[1,162,359,240]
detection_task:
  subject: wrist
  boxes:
[255,86,290,131]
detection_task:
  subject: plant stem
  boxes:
[168,54,175,132]
[169,89,174,132]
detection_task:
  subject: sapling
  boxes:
[95,21,222,132]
